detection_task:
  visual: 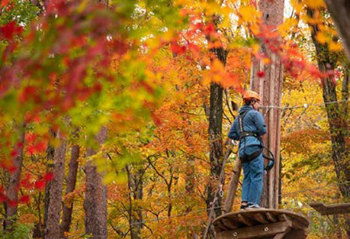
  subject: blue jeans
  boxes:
[241,153,264,206]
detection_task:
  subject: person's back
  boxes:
[228,90,266,209]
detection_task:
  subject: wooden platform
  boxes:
[309,202,350,215]
[213,209,309,239]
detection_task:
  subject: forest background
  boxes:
[0,0,349,238]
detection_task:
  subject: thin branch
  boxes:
[224,89,235,121]
[147,156,169,186]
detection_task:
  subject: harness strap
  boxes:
[237,110,274,170]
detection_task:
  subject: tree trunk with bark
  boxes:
[308,8,350,200]
[4,123,26,230]
[206,47,227,216]
[185,156,198,239]
[324,0,350,59]
[45,132,67,238]
[43,130,55,237]
[308,8,350,234]
[250,0,284,209]
[60,144,80,238]
[126,165,144,239]
[84,126,108,239]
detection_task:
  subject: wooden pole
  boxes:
[223,155,242,213]
[249,0,284,209]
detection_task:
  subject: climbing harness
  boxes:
[237,110,275,171]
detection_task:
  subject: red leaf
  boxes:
[17,142,24,148]
[1,0,10,7]
[257,71,265,78]
[0,21,23,40]
[8,200,18,208]
[34,180,46,190]
[140,81,154,94]
[0,194,6,202]
[171,41,186,55]
[19,86,36,103]
[25,133,37,143]
[33,141,47,153]
[27,145,35,154]
[151,113,162,126]
[19,195,30,204]
[9,166,17,173]
[203,23,216,35]
[20,179,33,189]
[21,173,33,189]
[44,172,54,181]
[10,150,18,157]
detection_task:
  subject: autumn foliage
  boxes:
[0,0,349,238]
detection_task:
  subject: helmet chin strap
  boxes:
[251,101,258,110]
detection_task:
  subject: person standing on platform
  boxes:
[228,90,266,209]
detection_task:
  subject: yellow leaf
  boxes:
[263,57,271,64]
[239,5,261,22]
[315,32,328,44]
[211,59,225,72]
[304,0,325,9]
[290,0,303,13]
[103,172,116,184]
[250,24,260,35]
[278,18,298,37]
[328,41,343,52]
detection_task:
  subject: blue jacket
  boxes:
[228,105,266,156]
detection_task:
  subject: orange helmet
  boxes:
[243,90,261,101]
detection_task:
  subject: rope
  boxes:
[203,143,234,239]
[260,99,350,110]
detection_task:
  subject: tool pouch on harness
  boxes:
[239,148,263,163]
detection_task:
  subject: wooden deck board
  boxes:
[309,202,350,215]
[213,209,309,238]
[266,212,277,223]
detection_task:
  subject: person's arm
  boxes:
[228,120,239,140]
[254,112,266,136]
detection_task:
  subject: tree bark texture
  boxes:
[84,126,108,239]
[60,144,80,237]
[4,123,25,230]
[44,131,55,236]
[206,47,227,217]
[45,133,67,239]
[308,9,350,200]
[126,166,144,239]
[250,0,284,209]
[324,0,350,60]
[185,156,198,239]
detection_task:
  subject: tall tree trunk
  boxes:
[185,156,198,239]
[308,9,350,199]
[206,47,227,216]
[324,0,350,59]
[84,126,108,239]
[4,123,26,230]
[43,129,55,237]
[126,166,144,239]
[45,132,67,238]
[251,0,284,209]
[60,144,80,238]
[308,9,350,235]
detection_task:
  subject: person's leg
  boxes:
[246,154,264,206]
[241,161,251,209]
